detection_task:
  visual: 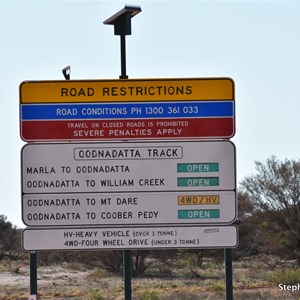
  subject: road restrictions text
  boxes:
[20,78,235,141]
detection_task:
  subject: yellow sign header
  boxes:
[20,78,234,103]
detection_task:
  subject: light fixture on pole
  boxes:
[62,65,71,80]
[104,5,141,79]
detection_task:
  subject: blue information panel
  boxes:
[21,101,234,120]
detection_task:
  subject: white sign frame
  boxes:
[22,225,238,251]
[21,140,236,194]
[22,191,236,227]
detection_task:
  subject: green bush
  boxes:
[136,290,161,300]
[87,289,105,300]
[268,268,300,285]
[210,281,225,292]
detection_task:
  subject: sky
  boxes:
[1,0,300,228]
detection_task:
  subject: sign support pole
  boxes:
[120,35,128,79]
[104,6,141,300]
[119,26,132,300]
[30,251,38,298]
[225,248,233,300]
[118,21,132,300]
[118,18,132,300]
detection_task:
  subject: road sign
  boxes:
[22,191,236,227]
[21,140,236,228]
[19,78,235,141]
[22,225,238,251]
[21,140,236,194]
[20,78,234,103]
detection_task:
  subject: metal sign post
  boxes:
[29,251,37,298]
[104,6,141,300]
[225,248,233,300]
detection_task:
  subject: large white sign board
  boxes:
[21,141,236,228]
[22,191,236,226]
[21,141,236,194]
[22,225,238,251]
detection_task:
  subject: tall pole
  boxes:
[120,35,128,79]
[119,32,131,299]
[104,6,141,300]
[30,251,37,298]
[119,33,131,300]
[225,248,233,300]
